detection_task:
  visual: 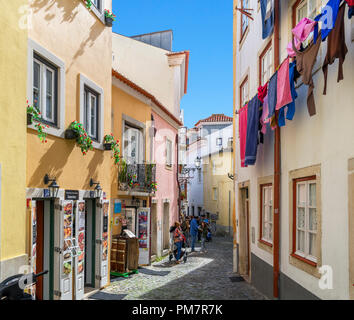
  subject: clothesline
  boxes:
[238,0,352,168]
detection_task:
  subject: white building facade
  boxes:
[234,0,354,300]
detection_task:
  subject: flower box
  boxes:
[64,129,77,140]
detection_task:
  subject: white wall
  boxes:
[234,0,354,299]
[112,33,186,119]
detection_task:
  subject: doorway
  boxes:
[84,199,96,292]
[151,204,157,256]
[163,203,170,250]
[239,187,250,277]
[33,199,53,300]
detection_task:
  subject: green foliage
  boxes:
[27,101,48,143]
[69,121,93,155]
[118,159,128,183]
[104,134,121,164]
[104,9,116,20]
[85,0,93,10]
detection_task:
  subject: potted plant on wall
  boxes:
[27,102,48,143]
[104,9,116,27]
[66,121,93,155]
[104,134,121,164]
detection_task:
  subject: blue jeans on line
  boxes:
[191,233,197,251]
[176,241,183,260]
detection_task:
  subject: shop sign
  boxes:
[64,190,79,200]
[43,189,50,198]
[89,191,95,198]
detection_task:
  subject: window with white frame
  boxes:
[93,0,102,11]
[84,86,99,141]
[166,138,172,167]
[33,53,58,125]
[213,187,218,201]
[124,124,143,164]
[294,177,318,263]
[260,43,273,86]
[260,184,273,244]
[240,76,249,108]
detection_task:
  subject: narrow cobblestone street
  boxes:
[90,237,266,300]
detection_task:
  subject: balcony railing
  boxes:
[118,163,156,194]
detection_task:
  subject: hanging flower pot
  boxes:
[65,128,77,140]
[104,9,116,27]
[27,113,33,125]
[103,143,112,150]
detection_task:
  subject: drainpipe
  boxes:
[176,133,181,222]
[233,0,239,274]
[273,0,281,299]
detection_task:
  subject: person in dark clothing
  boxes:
[199,221,209,253]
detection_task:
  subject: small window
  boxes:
[240,76,249,108]
[216,138,223,146]
[33,53,58,126]
[241,0,250,40]
[92,0,102,11]
[166,139,172,167]
[293,176,318,264]
[260,184,273,245]
[124,124,143,164]
[84,86,99,141]
[259,43,273,86]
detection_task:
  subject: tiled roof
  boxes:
[194,114,233,127]
[112,69,183,126]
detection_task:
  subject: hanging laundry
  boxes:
[314,0,341,43]
[245,96,262,166]
[322,4,348,95]
[239,105,248,168]
[258,83,268,103]
[278,61,298,127]
[267,72,277,120]
[276,58,293,111]
[345,0,354,6]
[260,93,269,134]
[260,0,274,39]
[292,33,322,117]
[348,6,354,19]
[287,18,317,57]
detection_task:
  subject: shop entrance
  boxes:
[163,203,170,251]
[31,199,53,300]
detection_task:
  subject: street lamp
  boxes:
[90,178,103,198]
[43,174,60,198]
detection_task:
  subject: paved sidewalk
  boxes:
[94,236,266,300]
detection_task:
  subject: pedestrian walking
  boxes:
[199,221,209,253]
[190,216,199,252]
[181,216,190,246]
[173,221,185,264]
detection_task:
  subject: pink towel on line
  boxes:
[276,58,293,111]
[239,105,248,168]
[287,17,317,57]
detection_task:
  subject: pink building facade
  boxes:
[151,110,179,257]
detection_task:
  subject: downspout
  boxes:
[273,0,281,299]
[233,0,239,274]
[176,133,181,222]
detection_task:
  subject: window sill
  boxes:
[85,1,106,25]
[165,164,173,171]
[291,253,317,267]
[27,123,65,139]
[259,239,273,248]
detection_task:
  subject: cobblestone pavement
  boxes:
[96,236,267,300]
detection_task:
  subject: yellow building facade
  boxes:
[25,0,113,300]
[0,0,28,281]
[203,149,234,235]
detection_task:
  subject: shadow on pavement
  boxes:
[90,292,127,300]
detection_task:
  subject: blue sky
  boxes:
[112,0,233,128]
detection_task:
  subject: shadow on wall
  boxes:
[84,147,105,189]
[31,0,81,23]
[27,133,75,187]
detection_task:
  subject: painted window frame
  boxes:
[83,86,99,141]
[123,124,144,165]
[239,75,249,109]
[88,0,106,24]
[259,183,273,247]
[212,187,218,201]
[27,39,66,138]
[79,74,104,149]
[165,138,173,168]
[292,175,318,266]
[240,0,250,42]
[259,40,273,87]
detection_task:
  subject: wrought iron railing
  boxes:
[118,163,156,193]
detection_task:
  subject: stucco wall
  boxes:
[27,0,113,197]
[234,0,354,299]
[0,0,28,263]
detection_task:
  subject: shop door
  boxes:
[84,199,95,288]
[95,200,109,288]
[151,204,157,256]
[163,203,170,250]
[74,201,86,300]
[137,207,151,265]
[53,200,76,300]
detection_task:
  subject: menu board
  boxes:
[62,202,73,277]
[77,201,85,275]
[102,202,109,261]
[30,202,37,299]
[138,210,148,248]
[137,208,150,266]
